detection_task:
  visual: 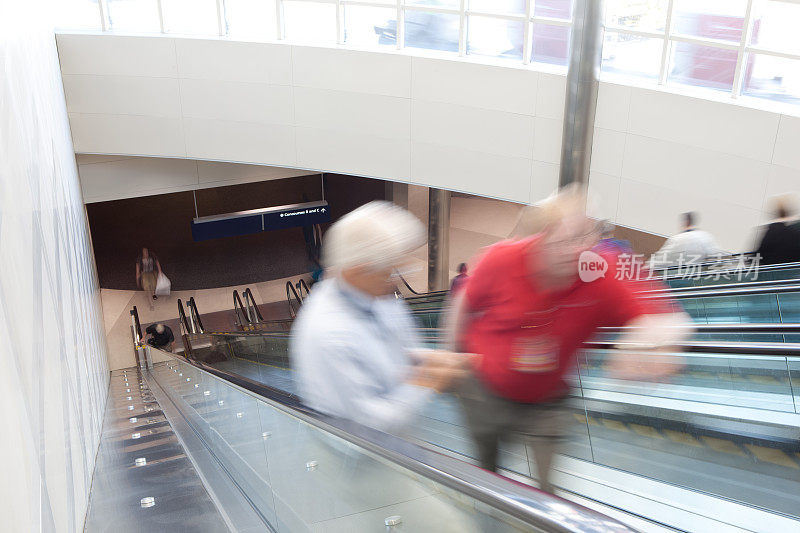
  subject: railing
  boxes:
[130,305,142,342]
[148,347,634,532]
[177,298,192,335]
[178,297,205,335]
[243,287,263,322]
[188,297,204,334]
[232,290,248,329]
[286,281,302,319]
[296,279,311,301]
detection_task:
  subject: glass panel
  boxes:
[54,0,103,30]
[151,360,547,531]
[668,40,737,92]
[742,54,800,105]
[751,0,800,55]
[404,11,460,53]
[672,0,747,42]
[467,16,524,61]
[530,22,570,66]
[601,32,663,80]
[469,0,525,15]
[283,1,337,44]
[344,5,397,48]
[604,0,668,32]
[161,0,219,34]
[533,0,572,20]
[224,0,277,39]
[106,0,162,32]
[406,0,460,9]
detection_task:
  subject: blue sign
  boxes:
[191,201,331,241]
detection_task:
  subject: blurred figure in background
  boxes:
[444,187,691,493]
[291,201,471,434]
[651,212,724,266]
[145,323,174,352]
[754,197,800,265]
[450,262,469,293]
[135,247,162,301]
[592,220,632,258]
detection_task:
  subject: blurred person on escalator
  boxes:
[592,220,632,258]
[146,323,174,352]
[136,247,162,301]
[650,212,725,266]
[291,201,472,435]
[442,186,692,494]
[450,262,469,293]
[754,197,800,265]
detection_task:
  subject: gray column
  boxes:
[427,188,451,292]
[385,181,409,209]
[558,0,605,187]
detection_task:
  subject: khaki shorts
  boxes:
[141,271,157,292]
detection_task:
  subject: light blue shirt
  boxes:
[290,278,433,434]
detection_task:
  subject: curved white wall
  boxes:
[56,34,800,252]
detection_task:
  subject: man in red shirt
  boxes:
[444,188,690,493]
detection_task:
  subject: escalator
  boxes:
[159,263,800,530]
[139,341,635,533]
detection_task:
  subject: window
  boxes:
[106,0,161,32]
[52,0,800,108]
[224,0,277,39]
[668,41,738,92]
[404,11,460,52]
[161,0,219,35]
[602,33,662,80]
[531,22,570,66]
[344,5,397,48]
[467,17,525,61]
[742,54,800,104]
[282,1,337,44]
[54,0,103,30]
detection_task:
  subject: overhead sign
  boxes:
[191,201,330,241]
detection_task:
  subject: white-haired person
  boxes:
[290,201,471,434]
[444,186,692,493]
[145,322,174,352]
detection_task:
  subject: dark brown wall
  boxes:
[87,173,385,290]
[614,225,667,256]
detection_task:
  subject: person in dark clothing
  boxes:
[450,263,469,293]
[146,323,174,351]
[754,200,800,265]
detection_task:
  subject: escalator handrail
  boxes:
[201,324,800,356]
[651,282,800,300]
[188,296,205,334]
[286,281,302,319]
[395,271,423,295]
[243,287,264,322]
[648,253,749,272]
[654,260,800,280]
[130,306,143,341]
[177,298,192,335]
[233,290,249,327]
[296,279,311,301]
[584,339,800,356]
[644,277,800,294]
[413,323,800,335]
[153,348,633,533]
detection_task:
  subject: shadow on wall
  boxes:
[86,173,385,290]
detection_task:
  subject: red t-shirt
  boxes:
[463,237,668,403]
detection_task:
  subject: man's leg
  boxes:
[457,373,508,472]
[528,437,558,493]
[515,400,570,493]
